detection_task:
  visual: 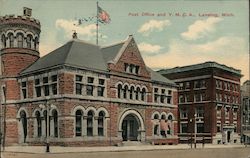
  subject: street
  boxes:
[3,147,250,158]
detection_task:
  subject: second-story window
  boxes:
[154,88,159,103]
[75,75,83,95]
[97,79,105,97]
[43,77,49,96]
[35,79,41,97]
[21,81,27,99]
[86,77,94,96]
[196,106,204,118]
[160,89,165,103]
[51,75,57,95]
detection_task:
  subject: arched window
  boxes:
[130,86,134,100]
[35,111,42,137]
[17,33,24,48]
[135,87,140,100]
[8,33,14,48]
[141,88,146,101]
[75,110,83,136]
[167,115,173,135]
[34,37,38,50]
[26,34,32,49]
[87,111,94,136]
[154,114,159,120]
[154,125,159,136]
[20,110,27,142]
[1,34,6,48]
[118,84,122,98]
[123,85,128,99]
[52,110,58,137]
[98,111,105,136]
[43,110,49,136]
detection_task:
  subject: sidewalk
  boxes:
[3,144,247,154]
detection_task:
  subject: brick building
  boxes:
[241,80,250,144]
[0,8,178,146]
[159,62,242,144]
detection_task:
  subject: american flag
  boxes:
[97,5,111,24]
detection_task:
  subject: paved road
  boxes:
[3,147,250,158]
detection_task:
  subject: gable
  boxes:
[108,36,150,79]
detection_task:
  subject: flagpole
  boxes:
[96,1,99,45]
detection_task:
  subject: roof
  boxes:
[147,67,176,85]
[21,39,107,74]
[158,61,242,76]
[20,36,175,85]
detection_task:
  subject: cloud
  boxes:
[55,19,98,40]
[181,17,223,40]
[143,36,248,82]
[138,20,171,36]
[138,42,163,55]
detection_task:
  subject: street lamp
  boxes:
[39,98,56,153]
[194,114,197,149]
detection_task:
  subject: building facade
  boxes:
[159,62,242,144]
[0,9,178,146]
[241,80,250,144]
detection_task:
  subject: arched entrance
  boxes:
[118,110,145,142]
[122,114,139,141]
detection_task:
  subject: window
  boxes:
[43,77,49,96]
[135,87,140,100]
[21,81,27,99]
[129,64,134,73]
[8,33,14,48]
[35,79,41,97]
[185,82,190,89]
[217,108,221,118]
[217,123,221,132]
[75,110,82,136]
[17,33,23,48]
[52,110,58,137]
[225,107,229,118]
[43,110,50,136]
[123,85,128,99]
[34,37,38,50]
[180,108,188,119]
[87,111,94,136]
[179,83,184,90]
[51,75,57,95]
[20,110,27,143]
[194,80,206,89]
[129,86,134,100]
[118,84,122,98]
[98,111,105,136]
[180,123,188,133]
[141,88,146,101]
[196,107,204,118]
[179,94,185,103]
[97,79,105,97]
[167,115,173,135]
[135,66,140,74]
[233,109,237,119]
[26,34,32,48]
[154,88,159,103]
[154,125,159,136]
[86,77,94,96]
[185,94,191,102]
[124,63,129,72]
[35,111,42,137]
[1,34,6,48]
[160,89,165,103]
[197,123,204,133]
[124,63,140,75]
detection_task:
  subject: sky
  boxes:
[0,0,249,83]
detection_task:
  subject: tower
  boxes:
[0,8,41,145]
[0,7,41,100]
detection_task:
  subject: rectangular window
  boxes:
[75,75,83,95]
[135,66,140,74]
[217,123,221,132]
[51,75,57,95]
[154,88,158,103]
[180,123,188,133]
[21,81,27,99]
[217,108,221,118]
[185,82,190,89]
[98,79,105,97]
[44,85,49,96]
[196,107,204,118]
[35,79,41,97]
[180,109,188,119]
[43,77,48,84]
[194,93,201,102]
[179,94,185,103]
[179,83,184,90]
[160,89,165,103]
[86,77,94,96]
[167,96,172,104]
[197,123,204,133]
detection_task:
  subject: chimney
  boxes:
[23,7,32,17]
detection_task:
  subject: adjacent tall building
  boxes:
[241,80,250,144]
[159,62,242,144]
[0,8,179,146]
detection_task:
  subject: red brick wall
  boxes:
[59,73,74,95]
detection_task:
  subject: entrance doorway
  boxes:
[227,131,231,143]
[122,114,139,141]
